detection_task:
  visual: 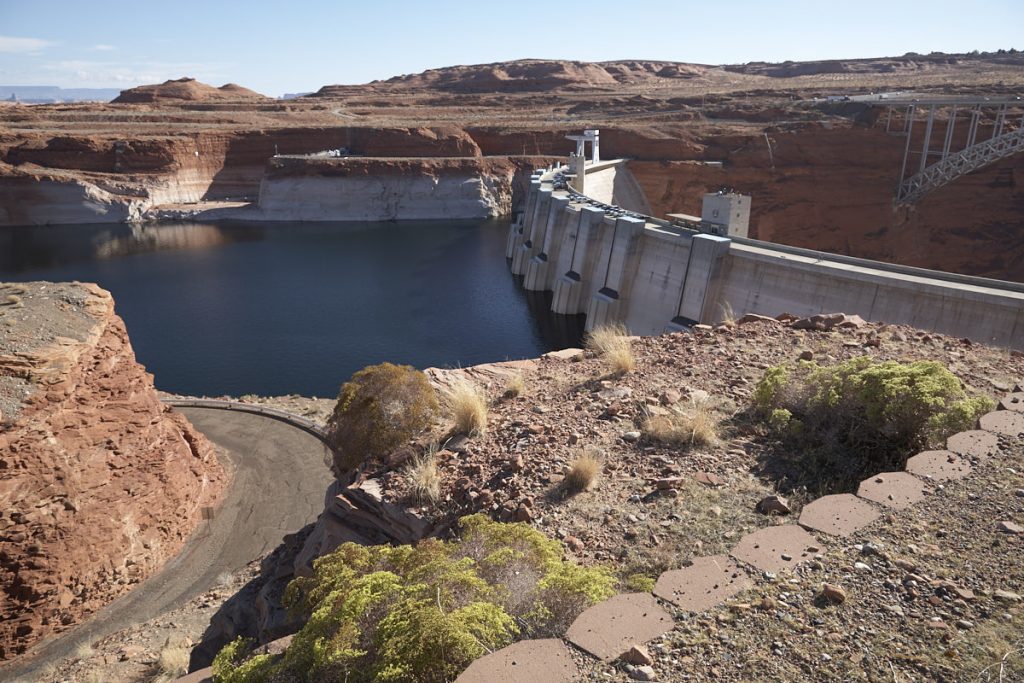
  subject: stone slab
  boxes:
[979,410,1024,437]
[906,450,972,481]
[946,430,1000,459]
[856,471,927,510]
[730,524,822,573]
[798,494,881,537]
[456,638,578,683]
[1000,393,1024,412]
[174,669,213,683]
[565,592,674,661]
[653,555,751,612]
[543,347,585,361]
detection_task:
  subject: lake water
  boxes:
[0,220,583,397]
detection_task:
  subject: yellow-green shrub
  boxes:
[752,357,994,491]
[218,515,616,683]
[327,363,439,472]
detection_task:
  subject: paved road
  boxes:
[1,407,332,682]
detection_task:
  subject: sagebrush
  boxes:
[326,363,439,472]
[753,356,993,491]
[213,515,616,683]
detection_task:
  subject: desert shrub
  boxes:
[585,323,635,374]
[565,448,602,492]
[220,516,615,683]
[446,380,488,436]
[211,637,273,683]
[623,572,657,593]
[643,395,721,448]
[327,363,439,472]
[753,357,994,491]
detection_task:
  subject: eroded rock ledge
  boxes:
[0,282,226,660]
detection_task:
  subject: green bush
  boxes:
[327,363,439,472]
[753,357,993,492]
[215,515,616,683]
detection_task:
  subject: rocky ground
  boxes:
[15,314,1022,682]
[180,315,1022,683]
[417,317,1022,682]
[19,562,258,683]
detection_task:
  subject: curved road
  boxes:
[2,406,332,682]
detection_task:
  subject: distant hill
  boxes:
[312,51,1024,96]
[0,85,122,103]
[112,78,267,103]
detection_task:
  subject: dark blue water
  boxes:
[0,220,583,397]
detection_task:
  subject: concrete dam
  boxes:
[508,153,1024,349]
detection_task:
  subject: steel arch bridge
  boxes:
[871,95,1024,205]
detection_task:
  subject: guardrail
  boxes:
[162,397,330,443]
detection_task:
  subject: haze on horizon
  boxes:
[1,0,1021,97]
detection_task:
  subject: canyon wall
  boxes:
[0,282,226,660]
[2,120,1021,282]
[624,126,1024,282]
[256,157,517,221]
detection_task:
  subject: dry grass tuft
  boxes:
[644,395,721,448]
[585,323,635,374]
[74,640,95,661]
[447,380,488,435]
[503,372,526,399]
[405,449,441,504]
[154,640,190,681]
[718,301,736,327]
[565,448,603,492]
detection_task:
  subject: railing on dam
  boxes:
[508,161,1024,349]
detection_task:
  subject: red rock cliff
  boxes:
[0,282,226,660]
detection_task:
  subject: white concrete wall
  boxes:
[581,161,653,215]
[717,243,1024,347]
[257,173,510,222]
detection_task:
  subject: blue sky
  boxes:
[1,0,1021,97]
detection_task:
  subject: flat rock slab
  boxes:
[856,471,927,510]
[1000,393,1024,412]
[565,592,674,661]
[654,555,751,612]
[906,450,972,481]
[456,638,578,683]
[799,494,880,537]
[174,669,212,683]
[979,410,1024,437]
[730,525,822,573]
[543,347,584,361]
[946,430,1000,459]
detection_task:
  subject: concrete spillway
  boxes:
[509,162,1024,349]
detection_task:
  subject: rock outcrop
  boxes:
[0,282,226,660]
[112,78,266,103]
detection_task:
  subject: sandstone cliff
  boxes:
[0,282,226,660]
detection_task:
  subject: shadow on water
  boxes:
[513,271,586,350]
